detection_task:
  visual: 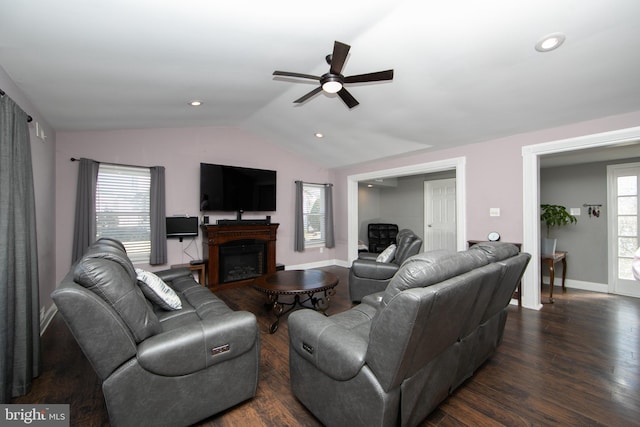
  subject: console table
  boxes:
[201,223,279,289]
[541,251,567,304]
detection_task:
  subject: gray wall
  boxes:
[358,171,455,248]
[540,157,640,284]
[357,184,382,245]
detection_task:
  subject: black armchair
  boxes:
[349,229,423,302]
[367,223,399,253]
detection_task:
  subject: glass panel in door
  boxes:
[609,163,640,297]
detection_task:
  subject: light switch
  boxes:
[490,208,501,217]
[570,208,581,216]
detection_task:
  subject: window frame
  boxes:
[302,183,326,248]
[95,163,151,264]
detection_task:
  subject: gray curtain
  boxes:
[325,184,335,248]
[0,94,40,402]
[149,166,167,265]
[71,158,99,263]
[294,180,304,252]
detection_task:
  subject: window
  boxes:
[302,183,326,246]
[96,164,151,263]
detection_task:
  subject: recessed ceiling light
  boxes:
[189,100,203,106]
[535,33,566,52]
[314,133,324,138]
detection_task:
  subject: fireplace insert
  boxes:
[219,240,266,283]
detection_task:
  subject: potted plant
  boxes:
[540,204,578,255]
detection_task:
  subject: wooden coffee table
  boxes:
[253,269,339,333]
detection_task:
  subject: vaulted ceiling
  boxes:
[2,0,640,168]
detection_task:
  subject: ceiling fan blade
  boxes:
[293,86,323,104]
[344,69,394,84]
[338,88,359,109]
[329,41,351,75]
[273,71,321,81]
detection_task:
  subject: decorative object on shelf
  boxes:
[540,204,578,255]
[487,231,501,242]
[583,203,602,218]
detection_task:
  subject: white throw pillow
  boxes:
[376,244,397,263]
[135,268,182,311]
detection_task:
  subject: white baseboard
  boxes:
[40,304,58,336]
[286,259,350,270]
[542,276,608,293]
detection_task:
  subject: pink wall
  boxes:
[332,111,640,261]
[55,111,640,286]
[55,126,335,282]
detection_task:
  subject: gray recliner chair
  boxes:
[349,229,423,302]
[51,238,260,427]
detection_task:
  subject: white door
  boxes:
[424,178,457,252]
[608,162,640,298]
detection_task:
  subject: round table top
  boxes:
[253,269,339,295]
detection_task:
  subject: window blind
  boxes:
[303,183,325,246]
[96,164,151,263]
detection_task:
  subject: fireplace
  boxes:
[201,223,278,288]
[219,240,266,283]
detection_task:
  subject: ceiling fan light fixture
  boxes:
[322,80,343,94]
[274,41,393,108]
[535,33,566,52]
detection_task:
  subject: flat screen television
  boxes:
[200,163,276,212]
[166,216,199,239]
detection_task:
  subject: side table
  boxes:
[171,262,206,286]
[541,251,567,303]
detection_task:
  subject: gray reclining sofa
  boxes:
[52,238,260,427]
[288,242,530,427]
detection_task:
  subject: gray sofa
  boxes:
[289,242,530,427]
[349,229,423,302]
[51,238,260,427]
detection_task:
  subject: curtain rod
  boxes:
[295,180,333,187]
[70,157,156,170]
[0,89,33,122]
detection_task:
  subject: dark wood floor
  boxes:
[14,266,640,426]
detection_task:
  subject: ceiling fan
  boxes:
[273,41,394,109]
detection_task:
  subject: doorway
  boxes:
[347,157,466,264]
[607,162,640,297]
[522,125,640,309]
[424,178,457,252]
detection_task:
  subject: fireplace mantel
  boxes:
[201,223,279,288]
